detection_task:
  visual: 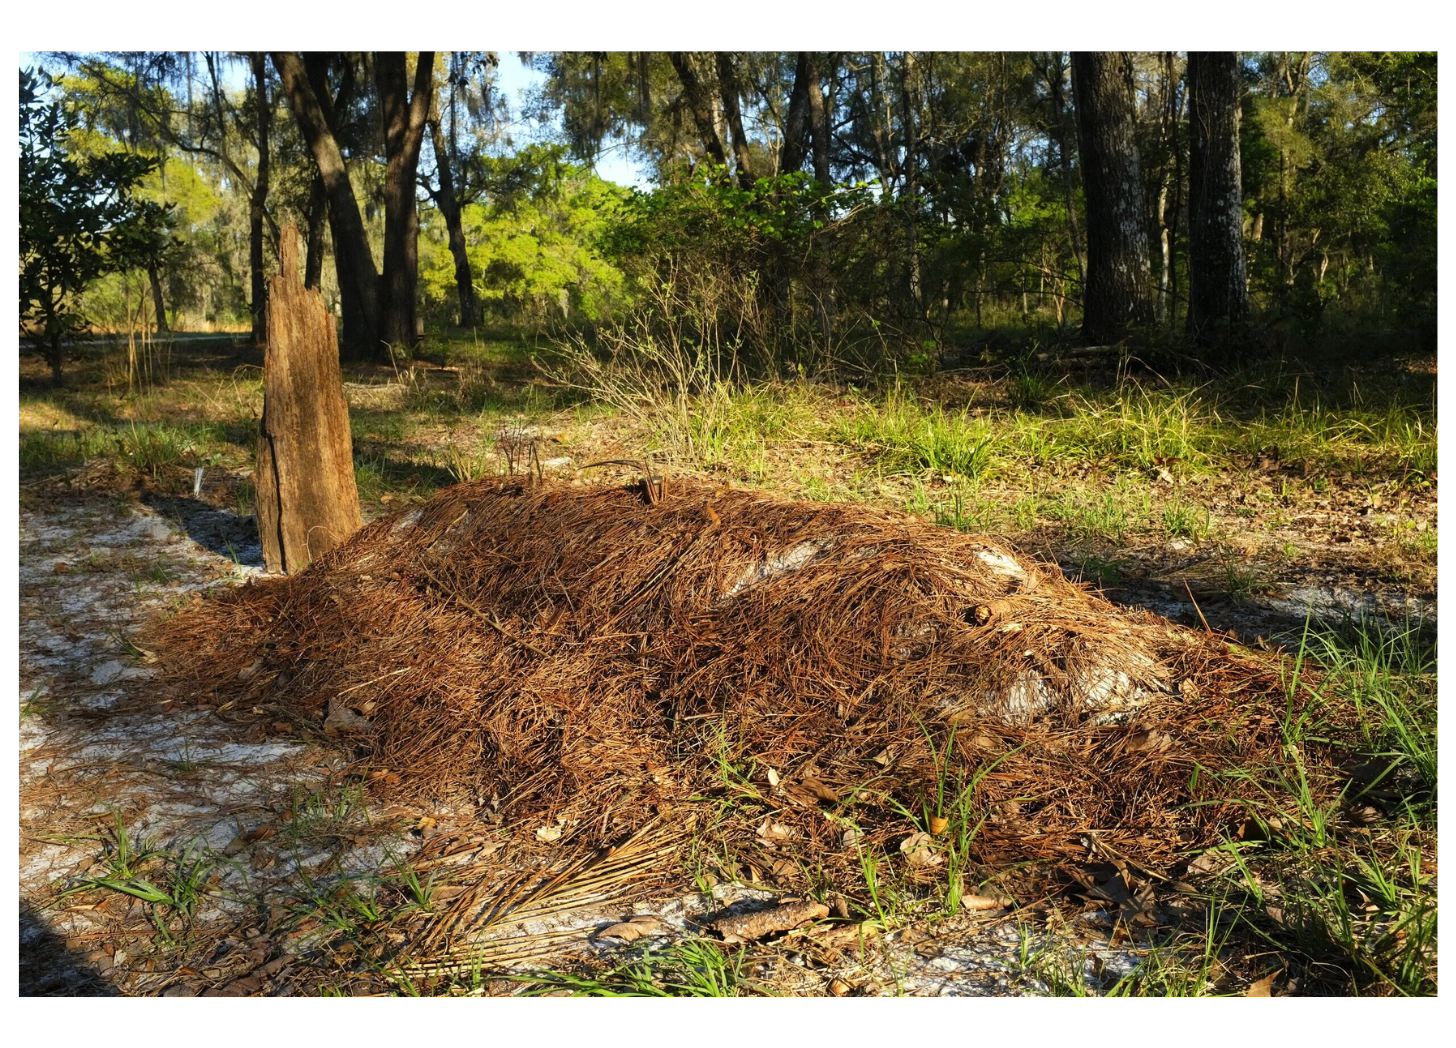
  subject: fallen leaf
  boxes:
[1245,971,1280,997]
[597,914,672,942]
[536,824,563,842]
[799,777,839,803]
[1185,848,1234,876]
[757,818,794,841]
[899,831,943,868]
[961,894,1014,911]
[415,816,437,833]
[323,697,374,735]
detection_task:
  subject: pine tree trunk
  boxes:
[1187,51,1251,359]
[1072,51,1154,344]
[255,225,362,575]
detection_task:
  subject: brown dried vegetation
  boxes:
[144,477,1341,893]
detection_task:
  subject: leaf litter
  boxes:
[21,477,1364,994]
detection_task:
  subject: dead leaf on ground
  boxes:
[757,818,794,842]
[596,914,673,942]
[322,697,374,735]
[1245,970,1281,996]
[961,894,1015,911]
[899,831,942,868]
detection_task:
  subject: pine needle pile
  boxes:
[145,478,1340,889]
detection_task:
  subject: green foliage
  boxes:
[20,67,176,377]
[420,145,626,327]
[1241,52,1436,346]
[601,169,871,374]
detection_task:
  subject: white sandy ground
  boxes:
[23,494,1397,996]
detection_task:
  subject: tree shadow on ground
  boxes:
[20,900,122,996]
[142,493,265,567]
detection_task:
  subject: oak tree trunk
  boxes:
[715,52,755,189]
[375,51,435,352]
[428,115,480,328]
[272,51,381,358]
[777,52,812,176]
[1072,51,1154,344]
[255,225,362,575]
[668,52,729,170]
[1187,51,1251,358]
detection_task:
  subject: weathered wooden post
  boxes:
[255,224,361,573]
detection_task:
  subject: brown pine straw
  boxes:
[143,478,1343,899]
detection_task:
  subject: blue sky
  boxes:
[493,52,650,189]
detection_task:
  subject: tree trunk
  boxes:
[899,51,922,310]
[668,52,729,171]
[805,53,835,352]
[778,52,812,176]
[255,225,362,574]
[1046,52,1085,286]
[249,52,271,348]
[375,51,435,352]
[807,53,833,187]
[868,52,896,193]
[1187,51,1251,358]
[715,52,755,189]
[271,51,380,358]
[1072,51,1154,344]
[147,262,169,333]
[428,112,480,328]
[304,172,327,290]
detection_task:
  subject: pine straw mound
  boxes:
[145,478,1340,885]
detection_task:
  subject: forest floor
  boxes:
[16,336,1437,996]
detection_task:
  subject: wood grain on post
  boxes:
[256,224,361,574]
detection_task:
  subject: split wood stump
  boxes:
[255,224,361,574]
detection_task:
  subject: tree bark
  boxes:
[715,52,756,189]
[1072,51,1154,344]
[428,111,480,329]
[1045,52,1085,287]
[256,225,362,574]
[806,53,833,187]
[304,172,327,290]
[899,51,922,309]
[805,53,835,350]
[375,51,435,352]
[249,52,271,348]
[272,51,381,358]
[777,52,812,176]
[668,52,729,170]
[147,262,169,333]
[1187,51,1251,357]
